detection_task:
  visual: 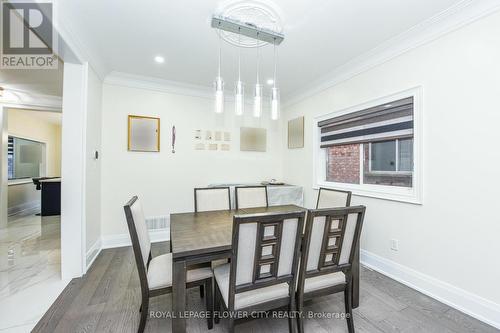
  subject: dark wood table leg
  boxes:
[352,245,360,308]
[172,259,187,333]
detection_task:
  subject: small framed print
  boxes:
[288,116,304,149]
[128,115,160,152]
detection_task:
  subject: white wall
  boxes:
[61,62,87,279]
[7,108,62,215]
[84,67,103,259]
[282,10,500,327]
[100,83,282,239]
[7,108,62,177]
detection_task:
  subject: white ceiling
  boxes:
[59,0,465,99]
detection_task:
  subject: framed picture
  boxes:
[240,127,267,152]
[288,116,304,148]
[128,115,160,152]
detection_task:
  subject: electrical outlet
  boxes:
[390,239,399,251]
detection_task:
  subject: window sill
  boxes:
[365,171,412,177]
[314,181,422,205]
[8,179,33,186]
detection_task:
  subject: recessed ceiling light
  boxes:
[154,56,165,64]
[384,104,393,108]
[266,79,274,85]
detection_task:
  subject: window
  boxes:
[364,138,413,187]
[316,90,421,203]
[7,136,45,180]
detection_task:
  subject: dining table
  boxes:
[170,204,360,333]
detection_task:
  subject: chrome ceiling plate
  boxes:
[212,15,284,47]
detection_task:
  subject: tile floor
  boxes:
[0,213,67,333]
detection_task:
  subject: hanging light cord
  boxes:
[238,28,241,81]
[273,38,277,88]
[256,32,260,84]
[217,25,222,77]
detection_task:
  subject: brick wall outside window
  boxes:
[326,144,360,184]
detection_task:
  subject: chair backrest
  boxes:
[298,206,365,291]
[235,185,268,209]
[316,187,352,209]
[194,187,231,212]
[228,210,305,310]
[124,196,152,292]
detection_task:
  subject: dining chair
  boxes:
[296,206,366,333]
[194,186,232,293]
[213,210,306,333]
[124,196,214,333]
[194,187,231,212]
[316,187,352,208]
[234,185,268,209]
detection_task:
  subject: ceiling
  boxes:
[59,0,465,99]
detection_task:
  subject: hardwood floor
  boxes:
[33,242,497,333]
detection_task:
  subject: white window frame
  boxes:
[313,87,423,204]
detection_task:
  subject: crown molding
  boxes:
[104,71,216,100]
[282,0,500,109]
[0,88,62,111]
[104,71,265,106]
[53,6,109,80]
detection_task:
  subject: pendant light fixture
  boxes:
[235,29,244,116]
[214,29,224,114]
[253,32,263,118]
[270,38,280,120]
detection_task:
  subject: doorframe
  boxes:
[0,63,89,280]
[60,62,88,279]
[0,101,62,230]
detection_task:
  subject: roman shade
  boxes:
[318,97,413,148]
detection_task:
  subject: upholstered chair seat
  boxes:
[304,271,346,293]
[213,263,290,310]
[147,253,213,291]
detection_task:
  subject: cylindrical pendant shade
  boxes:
[253,83,263,118]
[271,87,280,120]
[214,76,224,114]
[235,80,244,116]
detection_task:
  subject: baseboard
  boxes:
[86,238,102,270]
[360,249,500,329]
[8,201,40,216]
[101,228,170,250]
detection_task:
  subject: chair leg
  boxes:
[200,284,205,298]
[214,283,221,324]
[344,281,355,333]
[296,294,304,333]
[205,279,214,330]
[288,301,296,333]
[138,298,149,333]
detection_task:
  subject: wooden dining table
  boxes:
[170,204,360,333]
